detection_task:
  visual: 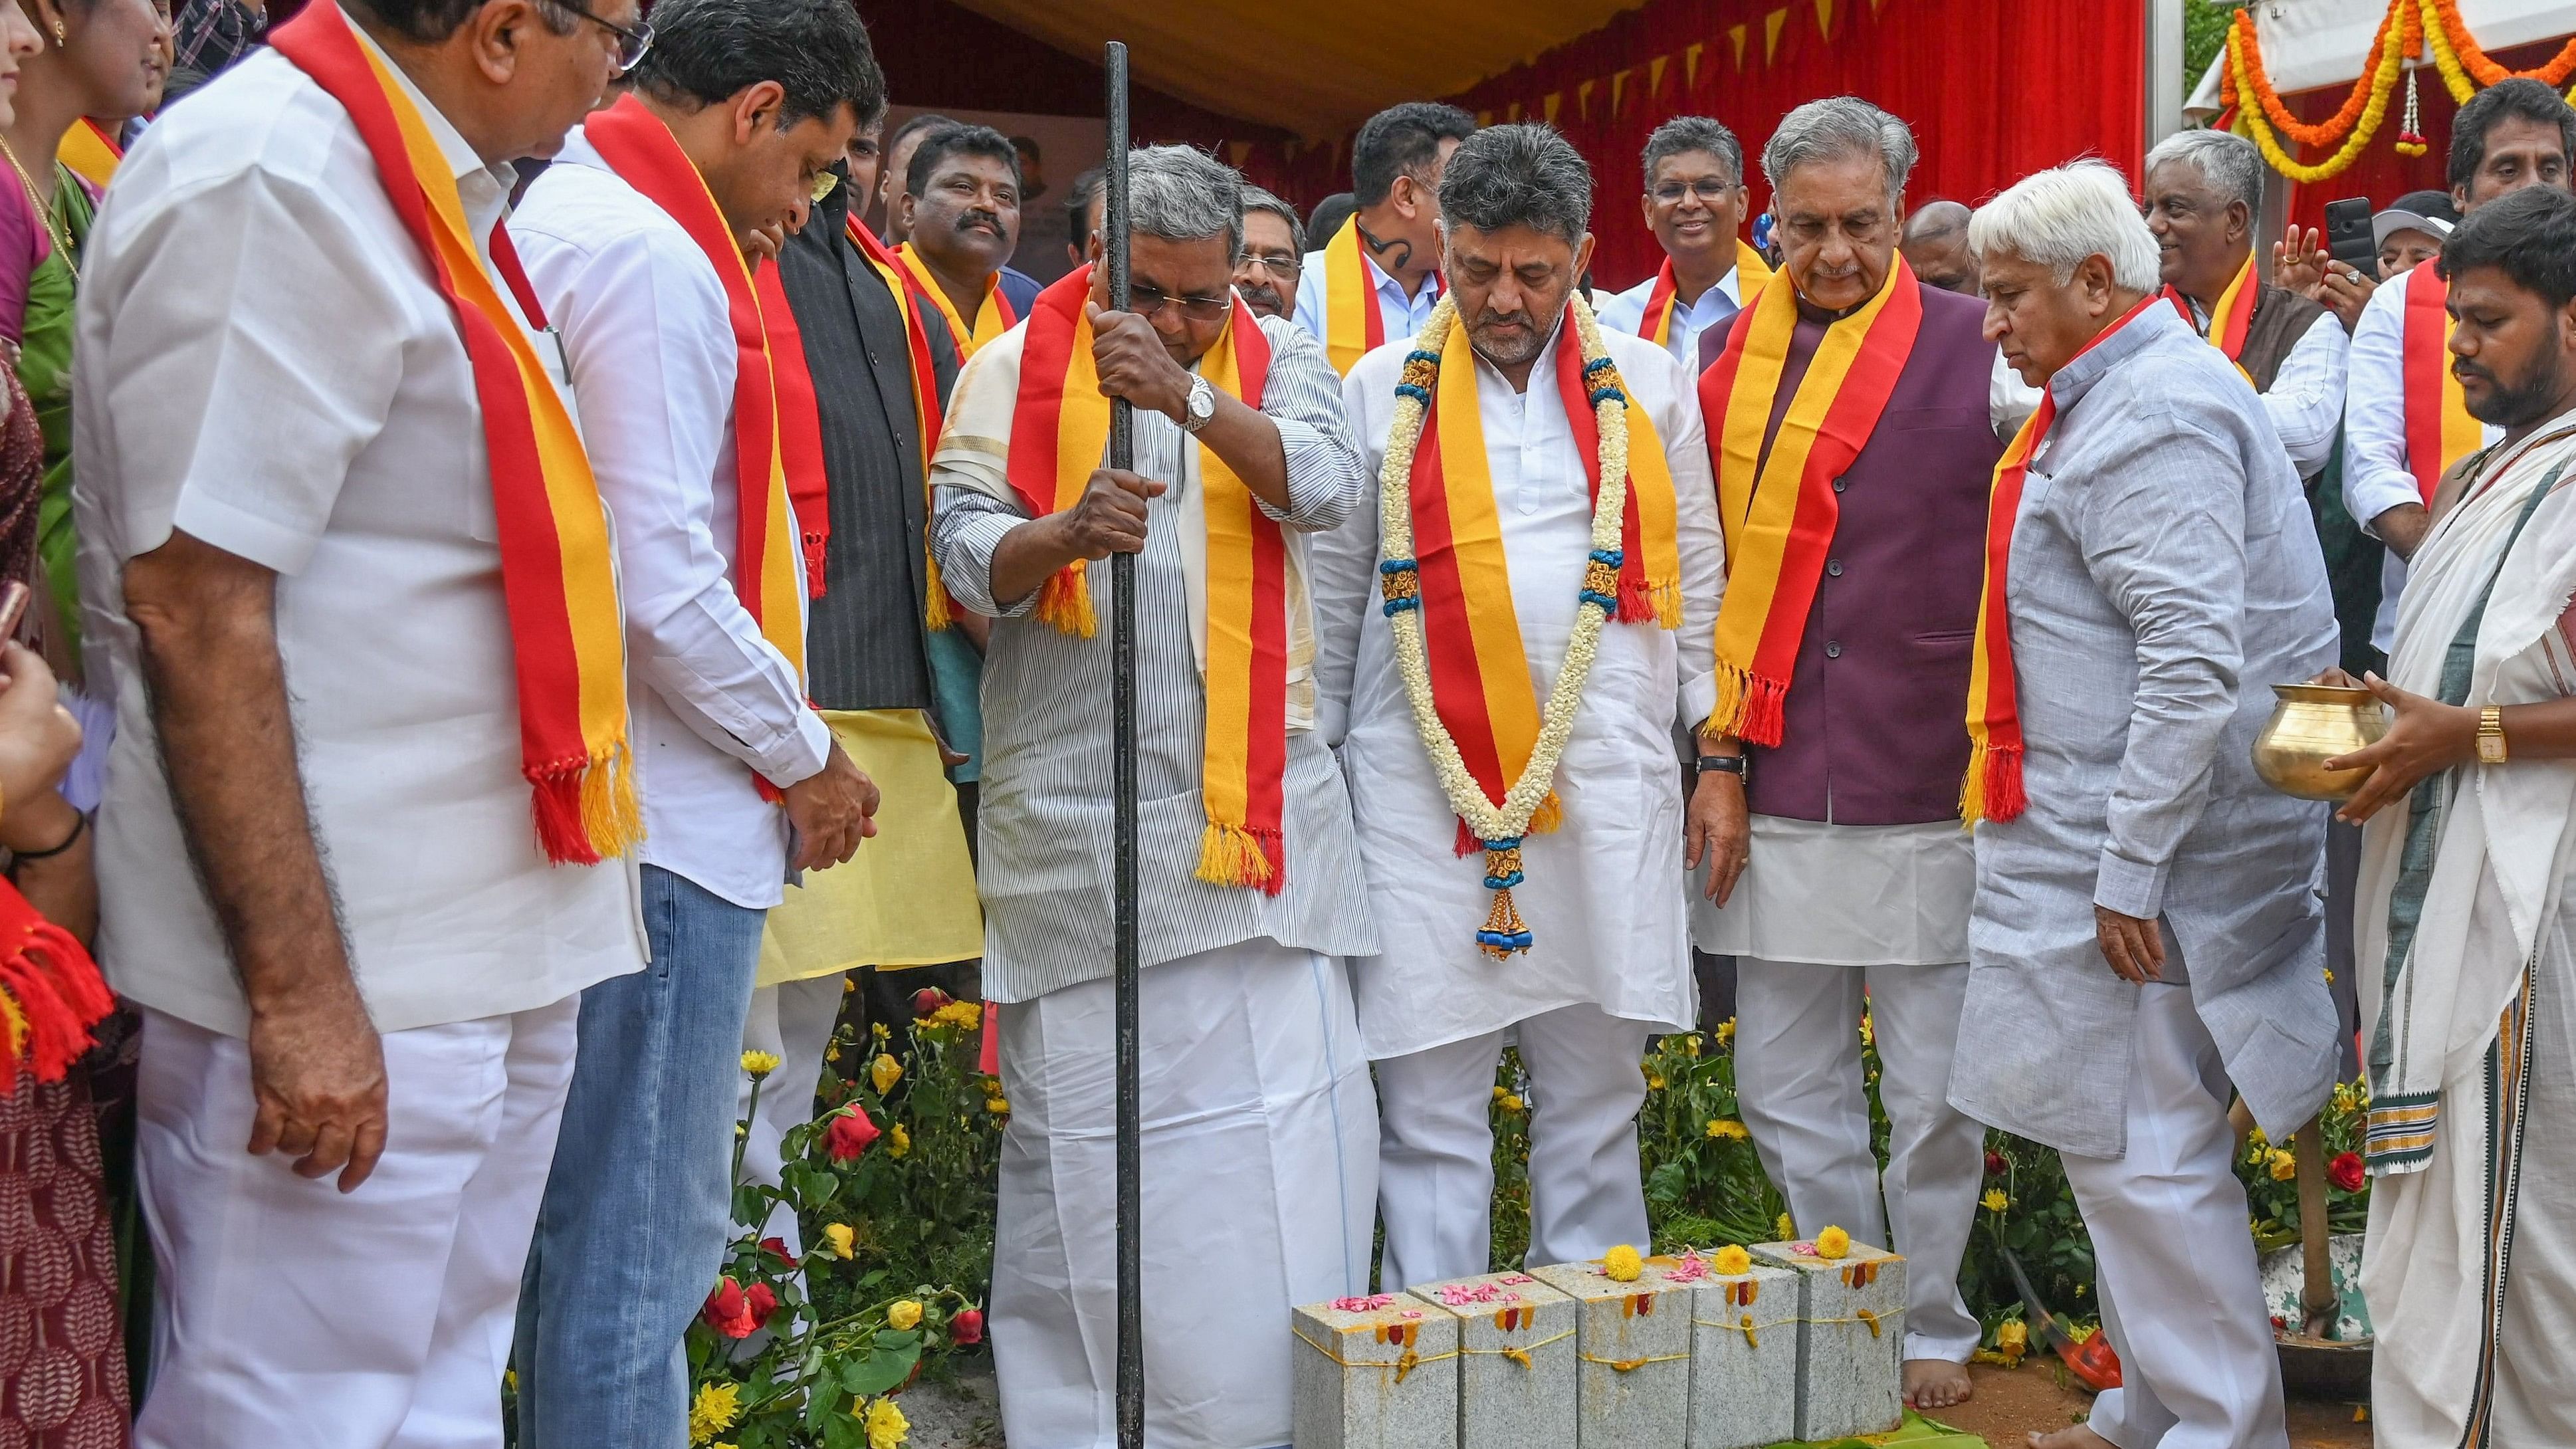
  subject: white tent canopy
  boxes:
[2186,0,2576,118]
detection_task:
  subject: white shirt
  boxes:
[2182,296,2349,475]
[70,47,647,1038]
[513,130,830,911]
[2344,274,2504,654]
[1291,244,1445,350]
[1594,265,1745,366]
[1315,324,1723,1059]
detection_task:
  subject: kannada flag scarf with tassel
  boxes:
[851,217,959,631]
[270,3,637,863]
[0,876,112,1091]
[2403,257,2485,504]
[1004,267,1293,891]
[896,241,1016,357]
[1698,256,1923,745]
[56,118,119,192]
[2163,251,2256,377]
[1961,293,2164,824]
[1318,213,1442,377]
[582,96,806,691]
[1634,241,1775,349]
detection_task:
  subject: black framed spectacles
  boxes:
[552,0,654,74]
[1127,284,1232,323]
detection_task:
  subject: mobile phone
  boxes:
[0,581,31,645]
[2323,197,2377,273]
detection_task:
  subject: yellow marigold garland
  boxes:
[2424,0,2576,87]
[2224,5,2408,149]
[2234,10,2407,184]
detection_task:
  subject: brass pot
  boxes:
[2252,684,2389,802]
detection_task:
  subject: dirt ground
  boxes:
[1934,1361,2373,1448]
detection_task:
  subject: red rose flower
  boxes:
[950,1307,985,1345]
[762,1236,798,1268]
[1985,1150,2009,1177]
[912,987,954,1018]
[745,1282,778,1332]
[2328,1151,2365,1192]
[825,1106,881,1163]
[703,1278,757,1339]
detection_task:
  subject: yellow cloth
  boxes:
[757,710,982,986]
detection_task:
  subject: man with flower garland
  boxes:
[1317,124,1722,1294]
[1687,96,2018,1412]
[929,145,1378,1449]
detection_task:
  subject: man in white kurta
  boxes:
[1317,125,1723,1289]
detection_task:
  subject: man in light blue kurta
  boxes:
[1953,163,2340,1449]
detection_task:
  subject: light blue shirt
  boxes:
[1594,265,1744,366]
[1291,243,1444,354]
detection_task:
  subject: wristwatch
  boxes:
[1178,374,1218,433]
[1696,754,1749,785]
[2476,706,2509,764]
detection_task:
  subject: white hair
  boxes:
[2144,128,2265,215]
[1968,160,2162,293]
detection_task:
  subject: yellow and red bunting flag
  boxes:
[271,3,637,863]
[1963,293,2164,824]
[2401,258,2484,503]
[582,96,805,698]
[849,216,959,629]
[1697,256,1922,746]
[895,240,1016,356]
[2163,251,2256,378]
[751,261,832,594]
[1319,212,1386,376]
[1634,240,1774,348]
[1406,304,1681,848]
[56,117,120,191]
[1006,267,1291,891]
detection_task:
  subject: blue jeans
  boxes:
[514,865,768,1449]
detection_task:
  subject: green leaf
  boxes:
[839,1341,920,1398]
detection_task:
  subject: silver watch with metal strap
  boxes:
[1178,374,1217,433]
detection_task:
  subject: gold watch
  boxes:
[2476,706,2508,764]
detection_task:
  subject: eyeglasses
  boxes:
[1127,284,1232,323]
[1651,179,1741,205]
[1238,251,1302,277]
[552,0,654,74]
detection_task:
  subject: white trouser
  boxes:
[1376,1002,1652,1290]
[738,973,849,1255]
[134,998,579,1449]
[2064,982,2288,1449]
[1734,958,1985,1362]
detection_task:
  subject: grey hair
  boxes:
[1761,96,1917,205]
[1240,185,1307,257]
[1439,124,1592,246]
[1969,159,2163,293]
[2144,128,2264,216]
[1642,116,1744,189]
[1126,146,1245,259]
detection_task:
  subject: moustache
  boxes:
[2454,358,2494,386]
[1238,281,1283,306]
[954,210,1004,237]
[1470,309,1535,332]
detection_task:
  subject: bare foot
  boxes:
[2027,1424,2115,1449]
[1904,1356,1974,1410]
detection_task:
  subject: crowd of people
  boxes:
[0,0,2567,1446]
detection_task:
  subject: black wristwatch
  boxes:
[1695,754,1748,783]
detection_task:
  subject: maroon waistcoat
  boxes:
[1733,280,2005,826]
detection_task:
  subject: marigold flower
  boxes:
[689,1381,742,1443]
[1705,1118,1749,1141]
[827,1106,881,1163]
[871,1053,904,1094]
[1718,1018,1737,1046]
[741,1050,780,1079]
[1601,1244,1644,1282]
[1498,1093,1525,1113]
[1775,1212,1794,1240]
[1995,1319,2029,1360]
[1983,1189,2010,1214]
[2248,1126,2268,1150]
[1713,1244,1752,1275]
[825,1044,841,1063]
[1680,1034,1701,1058]
[2329,1151,2365,1192]
[863,1394,909,1449]
[889,1124,912,1158]
[1644,1069,1666,1090]
[2268,1149,2298,1182]
[1491,1084,1508,1100]
[986,1096,1010,1115]
[872,1021,891,1040]
[889,1299,924,1331]
[912,986,954,1019]
[823,1222,855,1260]
[934,1000,984,1030]
[1813,1226,1852,1260]
[950,1307,985,1345]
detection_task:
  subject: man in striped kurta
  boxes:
[930,146,1378,1449]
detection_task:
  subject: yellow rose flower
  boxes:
[986,1096,1010,1115]
[2268,1149,2298,1182]
[689,1381,742,1444]
[1601,1244,1644,1282]
[1813,1225,1852,1260]
[1776,1212,1795,1240]
[871,1053,904,1095]
[1718,1018,1737,1046]
[1492,1084,1508,1101]
[1498,1093,1525,1113]
[1713,1244,1752,1275]
[888,1124,912,1159]
[740,1051,780,1080]
[888,1299,924,1331]
[823,1222,855,1260]
[863,1394,909,1449]
[1983,1189,2010,1214]
[1705,1119,1749,1141]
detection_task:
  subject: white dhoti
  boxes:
[133,997,578,1449]
[991,939,1376,1449]
[2060,981,2286,1449]
[1374,1003,1652,1290]
[737,973,851,1254]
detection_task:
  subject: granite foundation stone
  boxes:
[1402,1272,1576,1449]
[1530,1256,1697,1449]
[1683,1258,1800,1449]
[1291,1294,1459,1449]
[1752,1240,1905,1442]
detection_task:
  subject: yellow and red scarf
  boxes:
[2401,258,2484,503]
[56,118,119,191]
[851,217,959,629]
[1008,268,1291,891]
[0,876,112,1090]
[1963,294,2164,824]
[1698,257,1923,745]
[2162,252,2256,379]
[1634,241,1774,349]
[1409,306,1681,846]
[749,261,831,594]
[583,96,806,693]
[1319,212,1441,376]
[272,3,635,863]
[896,240,1016,357]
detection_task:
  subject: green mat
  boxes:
[1766,1408,1987,1448]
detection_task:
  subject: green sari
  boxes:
[18,164,90,669]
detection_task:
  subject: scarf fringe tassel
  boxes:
[1035,566,1097,637]
[0,923,114,1090]
[802,530,829,601]
[1617,578,1682,630]
[1194,822,1285,896]
[1477,885,1533,959]
[528,744,645,866]
[1959,742,2026,826]
[1708,664,1788,748]
[923,554,954,632]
